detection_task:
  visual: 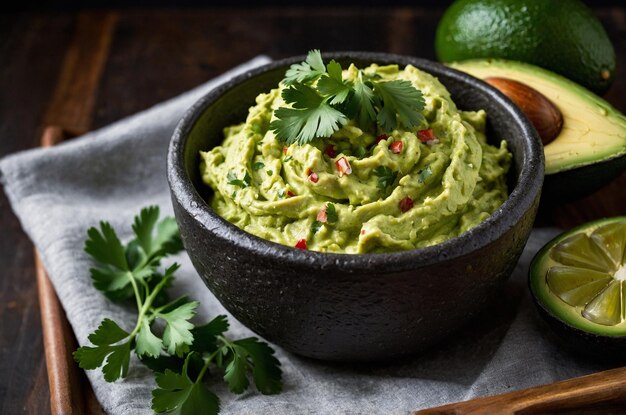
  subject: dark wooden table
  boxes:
[1,6,625,414]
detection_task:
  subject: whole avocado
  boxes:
[435,0,616,94]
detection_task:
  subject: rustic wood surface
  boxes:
[1,6,625,414]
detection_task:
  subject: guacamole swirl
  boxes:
[200,64,511,253]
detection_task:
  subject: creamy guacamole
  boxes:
[200,64,511,253]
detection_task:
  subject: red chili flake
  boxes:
[287,190,295,198]
[316,207,328,223]
[399,196,414,213]
[283,146,288,155]
[375,134,388,145]
[360,229,366,235]
[335,157,352,177]
[295,239,307,250]
[389,141,403,154]
[417,129,435,143]
[324,145,336,158]
[308,171,319,183]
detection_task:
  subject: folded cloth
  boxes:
[1,56,612,415]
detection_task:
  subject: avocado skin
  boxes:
[542,153,626,202]
[436,0,616,94]
[530,289,626,363]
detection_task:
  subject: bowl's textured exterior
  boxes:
[168,52,544,361]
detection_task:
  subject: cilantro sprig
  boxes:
[270,50,425,145]
[373,166,398,193]
[74,206,282,414]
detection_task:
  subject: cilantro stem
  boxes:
[151,295,188,315]
[128,275,173,338]
[127,271,143,312]
[195,347,222,385]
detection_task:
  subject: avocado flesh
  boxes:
[450,59,626,175]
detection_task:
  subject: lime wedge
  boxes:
[530,217,626,337]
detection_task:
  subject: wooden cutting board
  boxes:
[35,10,626,415]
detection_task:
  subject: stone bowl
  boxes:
[167,52,544,361]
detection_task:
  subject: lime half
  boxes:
[530,217,626,337]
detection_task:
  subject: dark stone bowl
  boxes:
[167,52,544,361]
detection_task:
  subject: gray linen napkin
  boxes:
[1,56,612,415]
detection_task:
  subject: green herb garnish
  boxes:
[283,155,293,163]
[373,166,398,192]
[325,203,338,223]
[227,171,252,188]
[74,206,282,415]
[252,161,265,171]
[311,220,323,234]
[418,166,432,183]
[270,50,425,145]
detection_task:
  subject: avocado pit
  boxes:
[485,77,563,145]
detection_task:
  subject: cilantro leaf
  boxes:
[85,222,128,271]
[152,355,220,415]
[418,165,432,183]
[190,315,229,354]
[271,104,347,146]
[159,301,199,357]
[234,338,283,395]
[252,161,265,171]
[227,171,252,188]
[347,73,377,129]
[373,166,398,192]
[283,49,326,86]
[154,217,184,257]
[102,341,132,382]
[326,203,338,223]
[271,83,348,145]
[74,340,132,382]
[317,60,352,105]
[223,349,249,394]
[132,206,160,257]
[90,267,134,302]
[311,220,323,234]
[136,317,163,358]
[373,80,425,132]
[354,145,367,158]
[88,318,129,345]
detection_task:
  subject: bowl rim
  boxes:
[168,51,544,272]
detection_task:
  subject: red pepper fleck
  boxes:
[417,129,435,143]
[295,239,307,250]
[324,145,336,158]
[308,171,319,183]
[361,229,366,235]
[317,207,328,223]
[283,146,288,155]
[375,134,388,145]
[389,140,403,154]
[399,196,414,213]
[287,190,295,198]
[335,157,352,177]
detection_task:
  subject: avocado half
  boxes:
[529,217,626,361]
[450,59,626,201]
